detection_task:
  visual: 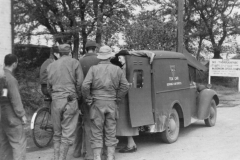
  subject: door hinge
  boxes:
[151,69,154,74]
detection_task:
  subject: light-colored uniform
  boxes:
[82,61,129,149]
[47,55,84,145]
[0,69,26,160]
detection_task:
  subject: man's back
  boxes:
[47,56,84,99]
[79,53,100,77]
[40,58,54,84]
[83,61,128,100]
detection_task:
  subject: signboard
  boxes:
[209,59,240,91]
[0,0,12,67]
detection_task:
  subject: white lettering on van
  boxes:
[169,76,179,81]
[167,82,182,86]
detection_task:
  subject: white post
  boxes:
[208,75,211,84]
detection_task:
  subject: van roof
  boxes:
[151,51,186,59]
[149,50,207,71]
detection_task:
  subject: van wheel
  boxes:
[161,108,179,144]
[204,100,217,127]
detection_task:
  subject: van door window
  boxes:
[133,70,143,88]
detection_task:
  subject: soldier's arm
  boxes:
[75,60,84,98]
[81,67,93,99]
[8,77,25,118]
[116,69,130,99]
[46,66,52,96]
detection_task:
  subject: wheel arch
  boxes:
[171,101,184,127]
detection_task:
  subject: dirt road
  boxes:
[26,92,240,160]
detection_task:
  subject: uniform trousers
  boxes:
[90,100,118,149]
[51,98,79,145]
[0,123,26,160]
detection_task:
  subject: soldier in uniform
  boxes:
[47,44,84,160]
[73,40,100,160]
[39,46,59,97]
[82,45,130,160]
[0,54,27,160]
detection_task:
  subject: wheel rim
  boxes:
[209,106,216,123]
[33,109,53,147]
[167,114,179,139]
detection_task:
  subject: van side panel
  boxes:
[153,59,194,131]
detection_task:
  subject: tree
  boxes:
[124,10,177,50]
[154,0,240,59]
[14,0,134,58]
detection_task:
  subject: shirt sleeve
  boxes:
[75,60,84,98]
[81,67,93,99]
[116,69,130,99]
[46,65,52,95]
[7,76,25,118]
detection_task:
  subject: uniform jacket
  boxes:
[40,58,54,84]
[47,56,84,99]
[80,53,100,77]
[82,61,130,101]
[0,69,25,126]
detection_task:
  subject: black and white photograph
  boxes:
[0,0,240,160]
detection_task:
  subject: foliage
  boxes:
[124,10,177,50]
[14,0,147,57]
[14,44,50,69]
[153,0,240,59]
[14,44,50,113]
[16,67,44,113]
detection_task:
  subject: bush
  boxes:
[16,67,44,113]
[14,44,50,114]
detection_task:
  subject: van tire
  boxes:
[204,99,217,127]
[161,108,180,144]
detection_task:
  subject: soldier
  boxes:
[47,44,84,160]
[0,54,27,160]
[73,40,100,160]
[82,45,130,160]
[39,46,59,97]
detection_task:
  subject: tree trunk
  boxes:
[72,33,79,59]
[213,50,221,59]
[82,31,87,55]
[196,37,203,60]
[96,16,103,46]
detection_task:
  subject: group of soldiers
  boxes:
[0,40,130,160]
[44,41,130,160]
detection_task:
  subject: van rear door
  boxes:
[126,56,154,127]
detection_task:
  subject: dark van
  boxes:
[124,50,219,143]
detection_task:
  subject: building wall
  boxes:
[0,0,12,67]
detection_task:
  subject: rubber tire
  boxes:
[32,107,53,148]
[204,99,217,127]
[161,108,180,144]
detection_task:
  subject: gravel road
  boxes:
[26,93,240,160]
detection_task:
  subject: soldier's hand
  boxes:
[22,115,27,125]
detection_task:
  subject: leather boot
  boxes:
[93,148,102,160]
[107,147,115,160]
[53,141,61,160]
[59,143,70,160]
